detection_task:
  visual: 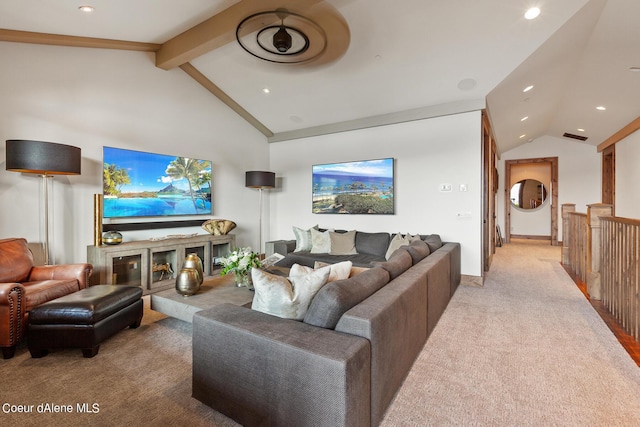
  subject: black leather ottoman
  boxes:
[28,285,143,358]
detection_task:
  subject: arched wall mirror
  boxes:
[510,179,548,210]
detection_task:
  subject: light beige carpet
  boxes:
[2,240,639,426]
[381,239,640,426]
[1,300,239,427]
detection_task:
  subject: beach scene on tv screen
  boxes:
[312,158,394,214]
[103,147,212,218]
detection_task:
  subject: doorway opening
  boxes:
[504,157,558,245]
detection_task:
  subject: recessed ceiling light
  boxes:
[629,67,640,72]
[596,106,606,111]
[78,5,94,13]
[457,78,477,91]
[525,7,541,20]
[521,116,529,122]
[519,134,526,139]
[523,85,534,93]
[577,128,585,132]
[262,88,270,94]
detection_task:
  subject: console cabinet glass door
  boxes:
[211,242,232,274]
[150,249,178,291]
[106,249,149,288]
[184,244,210,275]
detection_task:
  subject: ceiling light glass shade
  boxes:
[6,139,81,175]
[245,171,276,189]
[236,10,326,64]
[273,26,293,52]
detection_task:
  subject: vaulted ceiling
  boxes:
[1,0,638,155]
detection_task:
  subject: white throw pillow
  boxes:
[385,233,411,260]
[251,267,330,320]
[310,228,332,253]
[314,261,368,278]
[292,225,317,252]
[291,260,353,283]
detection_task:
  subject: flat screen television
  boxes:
[312,157,394,214]
[103,146,212,218]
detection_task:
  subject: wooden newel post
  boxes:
[586,203,613,300]
[561,204,575,265]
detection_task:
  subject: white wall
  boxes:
[498,135,601,240]
[615,130,640,218]
[269,111,483,278]
[0,42,268,264]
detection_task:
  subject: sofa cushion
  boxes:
[355,232,391,257]
[251,267,330,320]
[292,225,318,252]
[329,230,357,255]
[310,228,332,254]
[290,261,353,283]
[276,251,383,268]
[385,233,411,260]
[371,249,412,280]
[423,234,443,252]
[0,237,34,283]
[304,267,390,329]
[23,279,81,311]
[404,239,431,264]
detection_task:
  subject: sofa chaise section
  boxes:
[335,263,428,426]
[192,304,372,427]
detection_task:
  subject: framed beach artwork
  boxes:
[312,158,394,214]
[103,146,212,218]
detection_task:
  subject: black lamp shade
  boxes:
[245,171,275,188]
[6,139,81,175]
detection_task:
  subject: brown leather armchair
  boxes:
[0,238,93,359]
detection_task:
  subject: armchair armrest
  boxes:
[192,303,371,427]
[0,282,27,355]
[271,239,296,256]
[28,263,93,290]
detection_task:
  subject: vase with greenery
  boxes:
[219,247,261,287]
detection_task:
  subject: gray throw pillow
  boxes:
[371,249,412,280]
[423,234,443,252]
[303,267,390,329]
[405,239,431,264]
[355,232,391,257]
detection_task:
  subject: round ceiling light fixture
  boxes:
[236,4,350,66]
[236,9,326,64]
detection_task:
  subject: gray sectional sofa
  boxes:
[270,230,446,268]
[192,233,461,427]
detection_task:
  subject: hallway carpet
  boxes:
[381,239,640,426]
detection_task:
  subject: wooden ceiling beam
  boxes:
[180,63,273,138]
[597,116,640,152]
[155,0,321,70]
[0,28,160,52]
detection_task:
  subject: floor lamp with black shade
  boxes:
[245,171,275,256]
[5,139,81,265]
